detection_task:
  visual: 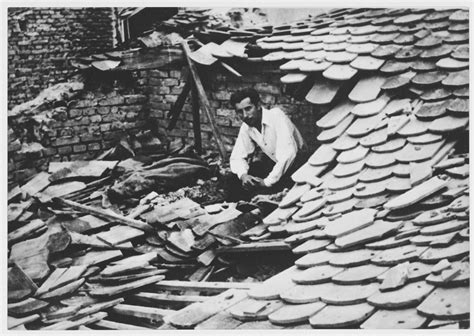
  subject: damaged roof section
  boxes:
[165,7,470,330]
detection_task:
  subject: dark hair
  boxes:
[230,88,260,107]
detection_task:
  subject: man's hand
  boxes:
[241,174,265,190]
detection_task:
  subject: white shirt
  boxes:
[230,107,305,187]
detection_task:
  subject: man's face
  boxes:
[235,97,262,128]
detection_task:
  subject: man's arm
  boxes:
[263,111,299,187]
[229,125,255,179]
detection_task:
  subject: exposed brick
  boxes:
[149,110,164,118]
[57,146,72,155]
[68,109,82,118]
[52,136,80,147]
[163,78,179,86]
[80,133,102,142]
[87,142,101,151]
[124,94,147,104]
[73,144,87,153]
[98,96,125,106]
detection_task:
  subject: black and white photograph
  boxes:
[4,1,471,332]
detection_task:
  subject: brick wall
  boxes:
[146,63,329,156]
[8,7,115,109]
[8,71,149,184]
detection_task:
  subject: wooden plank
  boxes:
[56,198,153,232]
[89,275,165,297]
[191,80,202,153]
[132,292,206,305]
[216,241,290,254]
[8,219,46,244]
[112,304,174,321]
[181,40,226,161]
[38,278,85,300]
[166,289,248,328]
[42,311,108,330]
[93,319,150,330]
[153,280,256,293]
[100,252,157,276]
[167,73,192,131]
[71,250,122,266]
[36,266,87,296]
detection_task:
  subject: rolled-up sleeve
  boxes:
[230,125,255,179]
[263,111,298,187]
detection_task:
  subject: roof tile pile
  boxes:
[177,7,469,330]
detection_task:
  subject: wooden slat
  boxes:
[152,280,257,293]
[191,80,202,153]
[112,303,174,321]
[131,292,206,304]
[93,319,150,330]
[55,198,153,232]
[216,241,290,254]
[42,312,108,330]
[167,72,192,130]
[181,40,227,161]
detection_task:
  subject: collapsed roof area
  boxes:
[7,6,470,331]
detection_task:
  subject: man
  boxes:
[227,88,306,200]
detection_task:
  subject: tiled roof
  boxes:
[176,7,470,330]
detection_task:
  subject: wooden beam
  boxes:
[152,280,257,293]
[216,241,291,254]
[93,319,150,330]
[112,304,175,321]
[131,292,206,304]
[191,81,202,153]
[55,198,153,232]
[181,40,227,161]
[167,72,192,131]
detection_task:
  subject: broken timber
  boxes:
[55,198,153,232]
[181,40,227,161]
[167,72,193,131]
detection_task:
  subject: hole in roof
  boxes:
[398,320,405,324]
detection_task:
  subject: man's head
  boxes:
[230,88,262,129]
